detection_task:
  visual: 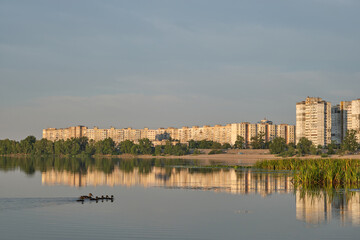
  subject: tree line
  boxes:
[1,130,358,157]
[268,130,360,157]
[0,137,230,156]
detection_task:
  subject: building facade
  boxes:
[296,97,331,146]
[43,120,296,146]
[338,99,360,143]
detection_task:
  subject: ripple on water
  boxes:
[0,198,75,212]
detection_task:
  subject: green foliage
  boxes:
[20,136,36,154]
[154,145,162,155]
[187,140,224,149]
[138,138,154,155]
[296,137,313,155]
[1,135,237,157]
[278,145,296,157]
[85,140,96,155]
[255,158,360,188]
[250,132,265,149]
[327,141,338,155]
[119,140,135,154]
[269,137,287,154]
[163,141,189,156]
[341,130,359,153]
[33,139,54,155]
[310,145,318,155]
[0,139,20,154]
[193,149,202,155]
[130,145,139,155]
[222,143,231,149]
[234,135,245,149]
[208,149,224,155]
[188,140,198,149]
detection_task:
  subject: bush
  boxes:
[208,150,223,155]
[193,149,202,155]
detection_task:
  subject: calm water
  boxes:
[0,157,359,240]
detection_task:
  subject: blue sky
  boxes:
[1,0,360,140]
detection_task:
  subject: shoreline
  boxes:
[2,149,360,166]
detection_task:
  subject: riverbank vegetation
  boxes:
[0,136,233,157]
[255,158,360,188]
[268,130,359,157]
[1,129,358,157]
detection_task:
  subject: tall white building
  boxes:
[296,97,331,146]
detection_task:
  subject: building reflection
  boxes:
[295,190,360,226]
[42,166,360,226]
[42,167,292,196]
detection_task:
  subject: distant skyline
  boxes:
[1,0,360,140]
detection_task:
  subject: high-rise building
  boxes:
[296,97,331,146]
[339,99,360,143]
[331,105,341,144]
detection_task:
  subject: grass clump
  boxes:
[255,158,360,188]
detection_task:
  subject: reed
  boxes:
[255,159,360,188]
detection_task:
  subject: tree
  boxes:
[0,139,20,154]
[85,139,96,155]
[119,140,135,154]
[102,138,116,155]
[138,138,153,154]
[188,140,198,149]
[96,138,116,155]
[33,139,54,155]
[250,132,265,149]
[296,137,312,155]
[211,142,222,149]
[327,140,338,155]
[222,143,231,149]
[310,145,318,155]
[54,140,66,155]
[269,137,286,154]
[69,138,81,155]
[130,145,139,155]
[154,145,162,155]
[234,135,245,149]
[78,137,89,152]
[20,136,36,154]
[341,130,359,153]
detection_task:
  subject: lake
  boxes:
[0,157,359,239]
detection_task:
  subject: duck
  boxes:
[76,193,114,202]
[79,193,93,199]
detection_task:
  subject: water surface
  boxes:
[0,157,359,239]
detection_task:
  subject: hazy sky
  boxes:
[1,0,360,140]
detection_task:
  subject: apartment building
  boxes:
[42,126,87,141]
[43,120,296,146]
[338,99,360,143]
[296,97,331,146]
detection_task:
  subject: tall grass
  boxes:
[255,159,360,188]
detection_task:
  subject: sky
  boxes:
[1,0,360,140]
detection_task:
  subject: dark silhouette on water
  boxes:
[77,193,114,203]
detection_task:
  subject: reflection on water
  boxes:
[296,190,360,226]
[42,166,293,197]
[1,156,360,227]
